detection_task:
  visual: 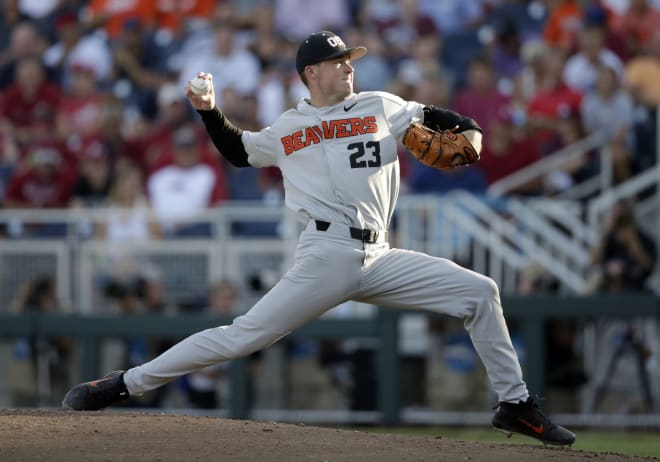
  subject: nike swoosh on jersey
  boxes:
[343,102,357,112]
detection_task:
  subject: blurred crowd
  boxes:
[2,0,660,411]
[1,0,659,220]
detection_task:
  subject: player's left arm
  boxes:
[422,106,482,133]
[423,105,483,155]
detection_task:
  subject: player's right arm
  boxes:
[185,72,250,168]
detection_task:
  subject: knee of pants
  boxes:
[471,274,501,309]
[467,271,498,295]
[462,275,503,329]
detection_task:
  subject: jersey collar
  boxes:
[298,93,357,115]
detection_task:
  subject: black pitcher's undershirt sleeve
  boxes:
[423,106,483,133]
[197,107,251,167]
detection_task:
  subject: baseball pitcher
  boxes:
[63,31,575,447]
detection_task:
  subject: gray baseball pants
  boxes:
[123,221,529,403]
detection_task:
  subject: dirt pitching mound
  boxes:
[0,409,652,462]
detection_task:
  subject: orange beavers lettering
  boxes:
[281,116,378,155]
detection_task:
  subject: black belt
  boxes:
[315,220,380,244]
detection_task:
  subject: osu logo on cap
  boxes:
[326,36,345,48]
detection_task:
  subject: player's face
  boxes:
[314,57,354,104]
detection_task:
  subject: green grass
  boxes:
[350,426,660,458]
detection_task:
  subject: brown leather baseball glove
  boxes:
[402,122,480,170]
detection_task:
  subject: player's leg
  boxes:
[123,263,359,394]
[357,247,575,445]
[63,233,364,410]
[358,248,525,402]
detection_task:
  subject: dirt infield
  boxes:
[0,409,654,462]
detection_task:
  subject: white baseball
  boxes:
[190,77,210,96]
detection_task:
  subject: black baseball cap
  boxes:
[296,31,367,74]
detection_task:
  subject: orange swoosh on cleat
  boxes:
[518,419,544,434]
[88,378,110,388]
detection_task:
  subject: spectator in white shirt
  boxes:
[147,125,227,237]
[563,23,624,94]
[581,63,635,182]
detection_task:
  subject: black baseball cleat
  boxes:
[492,397,576,446]
[62,370,129,411]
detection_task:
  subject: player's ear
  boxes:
[304,64,318,82]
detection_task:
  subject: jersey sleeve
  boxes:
[241,128,278,168]
[380,93,425,139]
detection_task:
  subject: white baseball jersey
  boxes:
[242,91,423,232]
[124,91,529,406]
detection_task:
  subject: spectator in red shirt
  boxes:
[611,0,660,56]
[4,143,73,208]
[1,56,61,147]
[477,110,543,195]
[55,63,105,144]
[451,55,511,137]
[526,48,583,155]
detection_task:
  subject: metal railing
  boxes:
[1,187,657,312]
[0,203,292,313]
[487,131,608,199]
[482,118,660,294]
[587,165,660,232]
